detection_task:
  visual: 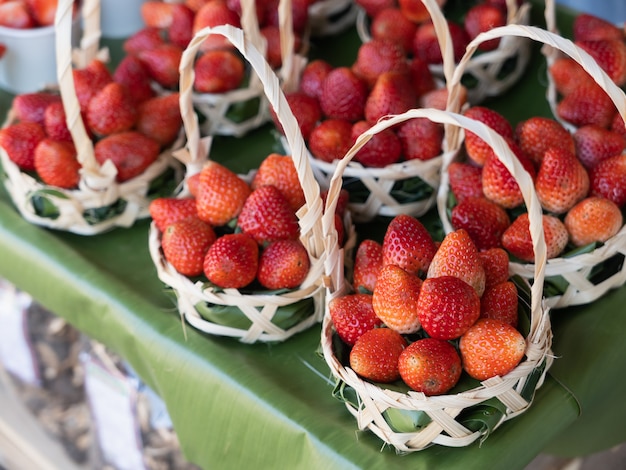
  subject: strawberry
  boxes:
[168,3,195,48]
[12,92,61,126]
[187,0,213,12]
[351,120,402,167]
[319,67,368,122]
[417,275,481,340]
[349,327,407,383]
[113,55,156,106]
[33,139,80,189]
[25,0,57,26]
[72,59,113,113]
[263,0,310,35]
[43,101,72,142]
[515,116,576,166]
[308,118,353,163]
[193,49,245,93]
[187,172,201,198]
[272,91,322,141]
[251,153,305,213]
[535,146,590,214]
[480,281,518,328]
[382,213,438,276]
[398,0,441,24]
[549,57,597,97]
[396,117,443,161]
[94,131,160,182]
[149,197,198,233]
[329,293,383,346]
[464,3,506,51]
[352,38,409,89]
[257,239,310,290]
[556,83,617,129]
[192,0,241,52]
[611,112,626,138]
[138,43,184,89]
[412,20,469,64]
[123,27,165,56]
[355,0,396,18]
[420,86,467,111]
[590,154,626,207]
[203,232,259,288]
[372,264,422,334]
[298,59,333,101]
[447,161,483,202]
[353,239,384,294]
[398,338,462,395]
[364,70,417,125]
[573,13,625,41]
[86,82,138,136]
[141,1,174,29]
[261,25,302,70]
[370,7,418,54]
[459,318,526,381]
[408,56,437,98]
[0,1,35,28]
[575,39,626,87]
[573,124,625,170]
[564,196,623,247]
[463,106,514,167]
[0,121,46,171]
[451,197,511,251]
[478,247,510,289]
[195,161,251,226]
[162,216,217,277]
[136,93,182,148]
[237,185,300,245]
[501,213,569,262]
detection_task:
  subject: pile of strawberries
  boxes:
[0,0,67,29]
[330,214,526,395]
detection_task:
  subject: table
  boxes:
[1,3,625,469]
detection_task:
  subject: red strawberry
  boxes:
[459,318,526,381]
[0,1,35,28]
[398,0,438,24]
[203,232,259,288]
[319,67,368,122]
[162,216,217,277]
[138,43,183,89]
[94,131,160,182]
[611,112,626,138]
[352,38,409,88]
[398,338,462,395]
[257,239,310,290]
[251,153,305,212]
[72,59,113,113]
[86,82,138,136]
[447,161,483,202]
[272,91,322,141]
[353,239,384,294]
[261,25,302,70]
[12,92,61,126]
[365,71,417,125]
[515,116,575,165]
[535,146,589,214]
[113,55,156,106]
[193,49,245,93]
[43,101,72,142]
[463,106,514,167]
[372,264,422,334]
[168,3,195,48]
[355,0,396,18]
[195,161,251,226]
[417,275,481,340]
[549,57,597,97]
[590,154,626,207]
[237,185,300,245]
[408,56,437,98]
[136,93,182,148]
[420,86,468,111]
[329,293,383,346]
[480,281,518,328]
[464,3,506,51]
[501,213,569,262]
[396,117,443,161]
[478,247,510,289]
[573,13,625,42]
[382,213,438,276]
[351,120,402,167]
[192,0,241,52]
[149,197,198,233]
[33,139,80,189]
[576,39,626,86]
[299,59,333,100]
[564,196,623,247]
[123,27,165,56]
[556,83,617,129]
[25,0,58,26]
[308,118,353,163]
[451,197,511,251]
[263,0,310,35]
[573,124,625,169]
[349,327,407,383]
[141,1,174,29]
[370,7,418,54]
[412,20,469,64]
[0,121,46,171]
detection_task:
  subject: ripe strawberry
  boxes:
[382,213,438,276]
[272,91,322,141]
[94,131,160,182]
[353,239,384,294]
[350,327,408,384]
[193,49,245,93]
[138,43,184,89]
[33,139,80,189]
[0,121,46,171]
[136,93,183,148]
[195,161,251,226]
[352,38,409,88]
[112,54,156,106]
[451,197,511,251]
[0,1,35,29]
[86,82,138,136]
[141,1,174,29]
[564,196,623,247]
[398,338,462,396]
[43,101,72,142]
[408,56,437,98]
[573,13,625,42]
[237,185,300,245]
[149,197,198,233]
[203,232,259,288]
[162,217,217,277]
[573,124,625,169]
[370,7,418,54]
[447,161,483,202]
[351,120,402,167]
[257,239,310,290]
[192,0,241,52]
[417,275,481,340]
[372,264,422,334]
[168,3,195,48]
[549,57,597,97]
[575,39,626,86]
[261,25,302,69]
[535,146,589,214]
[329,293,383,346]
[556,83,617,129]
[478,247,510,289]
[355,0,396,18]
[398,0,443,24]
[299,59,333,100]
[319,67,368,122]
[25,0,58,26]
[263,0,310,35]
[251,153,305,212]
[480,281,518,328]
[308,118,353,163]
[590,154,626,207]
[501,213,569,262]
[396,117,443,161]
[515,116,575,166]
[123,27,165,56]
[459,318,526,381]
[12,92,61,126]
[72,59,113,113]
[364,71,417,125]
[412,20,469,64]
[464,3,506,51]
[463,106,514,167]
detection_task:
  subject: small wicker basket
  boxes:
[148,24,355,343]
[320,107,553,452]
[0,0,182,235]
[438,23,626,310]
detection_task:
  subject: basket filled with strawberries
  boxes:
[438,21,626,309]
[320,107,553,452]
[354,0,532,105]
[0,0,183,235]
[148,23,356,343]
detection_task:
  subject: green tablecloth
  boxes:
[1,3,625,468]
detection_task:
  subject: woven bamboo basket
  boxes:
[0,0,182,235]
[320,107,553,452]
[148,24,356,343]
[438,23,626,310]
[355,0,532,105]
[308,0,359,37]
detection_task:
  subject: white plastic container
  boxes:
[100,0,147,38]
